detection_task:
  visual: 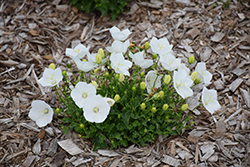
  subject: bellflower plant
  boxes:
[29,26,221,150]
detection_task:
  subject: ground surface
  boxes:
[0,0,250,166]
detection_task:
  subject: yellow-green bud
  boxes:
[151,107,157,113]
[105,72,109,77]
[188,56,196,64]
[114,94,120,102]
[140,82,146,90]
[140,72,144,77]
[194,78,201,84]
[132,87,136,91]
[181,104,188,111]
[55,108,60,114]
[91,81,98,89]
[118,73,124,82]
[144,42,150,50]
[115,74,120,80]
[94,68,98,74]
[140,103,146,110]
[144,128,147,133]
[95,53,102,64]
[62,71,67,77]
[191,71,198,81]
[118,114,121,119]
[98,48,104,58]
[49,63,56,70]
[162,104,169,111]
[79,123,84,129]
[152,93,160,99]
[164,75,171,85]
[152,54,157,59]
[159,91,164,98]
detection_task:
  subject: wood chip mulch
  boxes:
[0,0,250,166]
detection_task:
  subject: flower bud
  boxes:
[140,82,146,90]
[188,56,195,64]
[55,108,60,114]
[79,123,84,129]
[105,72,109,77]
[162,104,169,111]
[95,54,102,64]
[94,68,98,74]
[118,73,124,82]
[132,86,136,91]
[144,42,150,50]
[118,114,121,119]
[114,94,120,102]
[62,71,67,77]
[164,75,171,85]
[181,104,188,111]
[49,63,56,70]
[144,128,147,133]
[98,48,104,58]
[194,78,201,84]
[91,81,98,89]
[151,107,157,113]
[140,103,146,110]
[159,91,164,98]
[191,71,198,81]
[140,72,144,77]
[115,73,120,80]
[152,54,157,59]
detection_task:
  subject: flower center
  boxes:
[205,95,215,105]
[82,92,88,98]
[74,48,80,54]
[176,80,186,89]
[46,74,57,85]
[158,44,165,49]
[93,107,99,113]
[40,108,49,115]
[168,58,175,65]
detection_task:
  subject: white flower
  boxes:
[145,70,162,93]
[106,40,130,53]
[129,51,153,69]
[73,52,96,72]
[202,87,221,115]
[70,82,97,108]
[110,52,132,76]
[104,97,115,107]
[195,62,212,85]
[38,68,63,87]
[178,63,190,75]
[110,26,131,41]
[66,44,90,59]
[173,69,193,98]
[149,37,173,55]
[82,95,110,123]
[28,100,53,127]
[159,53,181,71]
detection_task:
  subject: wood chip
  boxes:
[211,32,225,42]
[22,155,36,167]
[229,78,243,92]
[186,27,200,39]
[72,158,92,166]
[57,139,83,155]
[162,154,180,167]
[47,138,58,156]
[33,139,41,155]
[125,144,143,154]
[240,88,250,108]
[97,149,121,157]
[200,46,212,62]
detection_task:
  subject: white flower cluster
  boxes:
[28,26,221,128]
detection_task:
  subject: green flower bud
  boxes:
[132,86,136,91]
[144,128,147,133]
[114,94,120,102]
[94,68,98,74]
[162,104,169,111]
[49,63,56,70]
[188,56,196,64]
[62,71,67,77]
[194,78,201,84]
[91,81,98,89]
[95,53,102,64]
[164,75,171,85]
[115,73,120,80]
[79,123,84,129]
[55,108,60,114]
[140,82,146,90]
[105,72,109,77]
[181,104,188,111]
[152,54,157,59]
[144,42,150,50]
[151,107,157,113]
[191,71,198,81]
[159,91,164,98]
[118,73,124,82]
[140,72,144,77]
[118,114,121,119]
[140,103,146,110]
[98,48,104,58]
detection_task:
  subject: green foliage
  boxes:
[69,0,129,20]
[55,42,192,151]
